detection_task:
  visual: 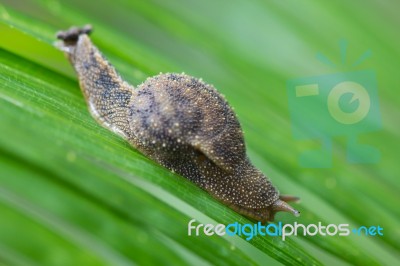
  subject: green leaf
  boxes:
[0,0,399,265]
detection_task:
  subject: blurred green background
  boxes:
[0,0,399,265]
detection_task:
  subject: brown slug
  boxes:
[56,25,300,222]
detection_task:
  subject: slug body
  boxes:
[56,26,299,222]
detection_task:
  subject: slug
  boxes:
[56,25,300,222]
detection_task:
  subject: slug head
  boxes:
[222,167,301,223]
[233,200,300,222]
[192,151,300,223]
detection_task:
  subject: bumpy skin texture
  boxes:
[130,74,280,220]
[56,27,299,222]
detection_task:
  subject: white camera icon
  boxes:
[287,70,381,167]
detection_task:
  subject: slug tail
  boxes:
[56,25,135,139]
[56,24,93,45]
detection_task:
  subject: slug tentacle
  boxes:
[57,25,134,139]
[272,199,301,218]
[56,25,300,222]
[279,195,300,203]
